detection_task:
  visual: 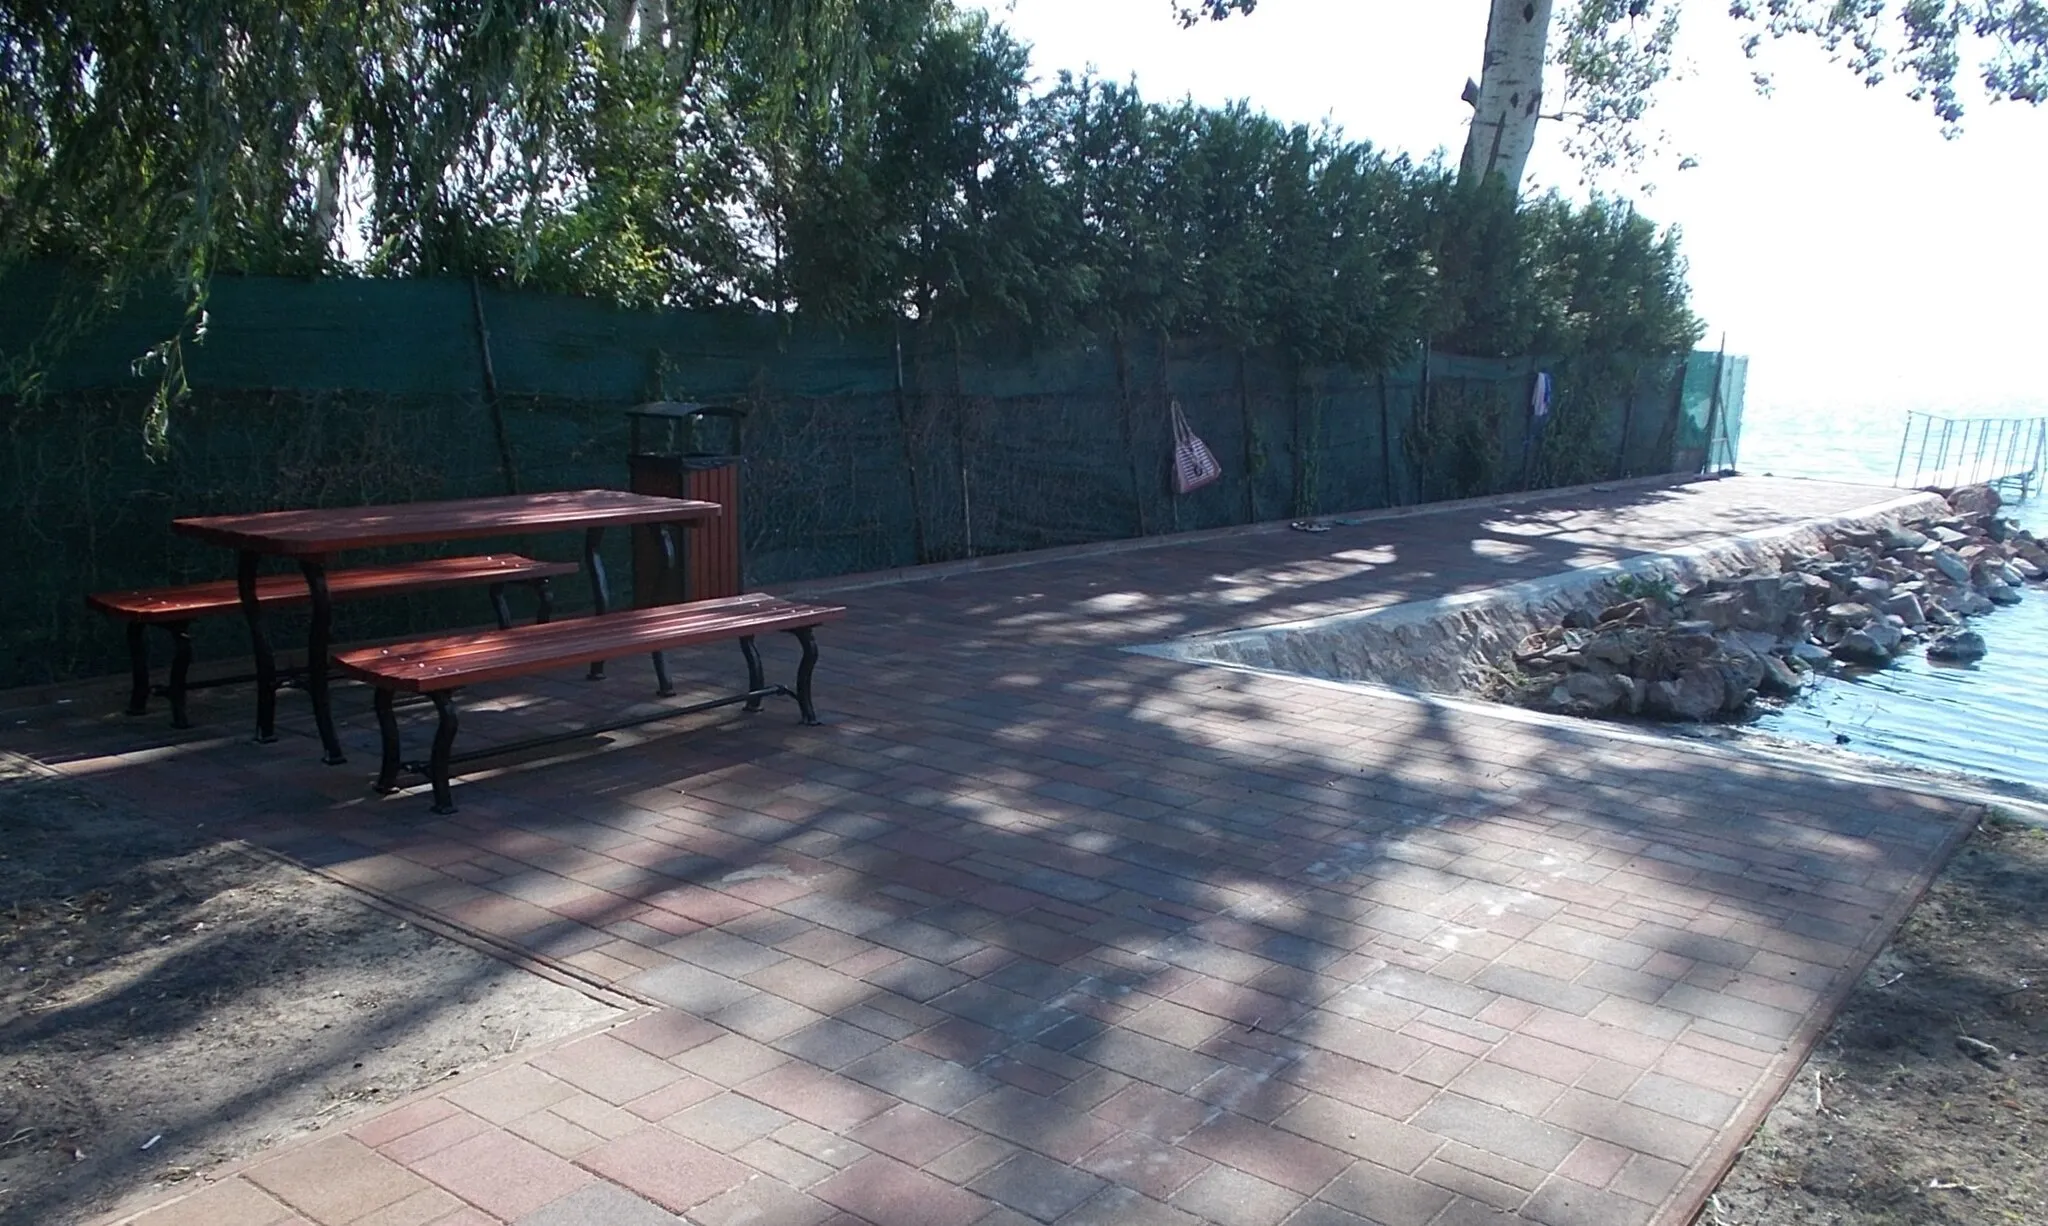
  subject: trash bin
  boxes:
[625,402,746,606]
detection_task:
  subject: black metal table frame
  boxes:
[236,522,686,765]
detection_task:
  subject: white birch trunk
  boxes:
[1460,0,1554,192]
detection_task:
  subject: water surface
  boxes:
[1738,402,2048,789]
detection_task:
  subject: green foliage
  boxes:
[1,0,1706,446]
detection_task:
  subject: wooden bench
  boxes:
[335,593,847,812]
[88,554,578,727]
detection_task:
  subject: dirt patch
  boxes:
[0,753,620,1226]
[1707,812,2048,1225]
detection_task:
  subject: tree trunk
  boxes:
[1460,0,1554,191]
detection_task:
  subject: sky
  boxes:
[968,0,2048,426]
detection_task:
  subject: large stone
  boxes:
[1824,602,1877,627]
[2013,556,2043,581]
[1956,591,1997,616]
[1686,590,1749,630]
[1924,600,1960,627]
[1647,664,1727,722]
[1984,579,2022,606]
[1758,654,1804,697]
[1832,619,1903,665]
[1792,572,1835,607]
[1931,526,1970,547]
[1879,591,1927,625]
[1847,575,1893,600]
[1930,547,1974,587]
[1882,524,1931,551]
[1563,670,1629,712]
[1790,641,1833,668]
[1950,484,2001,516]
[1926,629,1988,662]
[1584,630,1641,666]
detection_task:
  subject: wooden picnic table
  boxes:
[173,490,721,764]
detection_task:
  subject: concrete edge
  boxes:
[1133,488,1954,694]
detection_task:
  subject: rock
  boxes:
[1832,619,1903,664]
[1823,602,1877,627]
[1881,524,1931,551]
[1584,630,1641,666]
[1998,561,2027,587]
[1984,579,2022,606]
[1988,517,2012,543]
[1847,575,1893,600]
[1924,601,1960,627]
[1561,607,1597,630]
[1879,591,1926,625]
[1930,547,1974,587]
[2014,556,2043,581]
[1926,629,1988,662]
[1685,590,1748,630]
[1648,664,1728,722]
[1563,671,1629,712]
[1931,526,1970,547]
[1790,641,1833,667]
[1792,572,1834,606]
[1670,619,1718,637]
[1950,484,2001,516]
[1956,591,1997,616]
[1758,654,1804,697]
[1598,599,1651,627]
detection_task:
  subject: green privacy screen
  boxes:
[0,269,1742,687]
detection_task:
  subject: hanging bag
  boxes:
[1169,399,1222,494]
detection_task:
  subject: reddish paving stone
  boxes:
[813,1154,992,1226]
[409,1130,592,1220]
[1077,1130,1214,1201]
[243,1135,430,1224]
[740,1061,896,1132]
[848,1104,978,1166]
[575,1126,752,1214]
[125,1180,297,1226]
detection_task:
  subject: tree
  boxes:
[1183,0,2048,191]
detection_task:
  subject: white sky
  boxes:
[970,0,2048,421]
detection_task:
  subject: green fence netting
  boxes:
[0,269,1742,688]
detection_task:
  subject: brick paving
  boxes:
[1,476,1976,1226]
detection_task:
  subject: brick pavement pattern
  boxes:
[15,477,1973,1226]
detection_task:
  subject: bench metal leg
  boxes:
[790,627,821,726]
[533,577,554,624]
[428,691,459,814]
[584,527,609,681]
[740,636,765,711]
[125,622,150,716]
[373,688,402,794]
[652,650,674,698]
[301,557,346,765]
[489,582,513,630]
[166,621,194,729]
[237,550,278,744]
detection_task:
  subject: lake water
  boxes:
[1736,401,2048,789]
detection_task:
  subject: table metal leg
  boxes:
[740,636,765,711]
[237,550,278,743]
[373,688,402,794]
[124,622,150,716]
[428,691,459,814]
[585,526,609,680]
[300,557,346,764]
[790,626,821,725]
[166,621,194,729]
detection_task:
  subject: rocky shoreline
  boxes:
[1504,485,2048,722]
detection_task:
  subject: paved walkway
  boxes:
[4,476,1979,1226]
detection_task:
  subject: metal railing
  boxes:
[1894,411,2048,499]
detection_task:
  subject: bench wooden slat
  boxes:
[335,594,845,693]
[88,555,580,623]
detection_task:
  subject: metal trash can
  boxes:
[625,402,746,606]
